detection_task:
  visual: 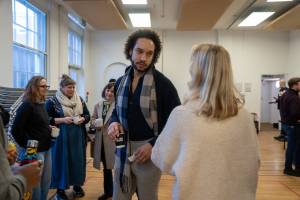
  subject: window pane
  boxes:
[13,24,26,45]
[27,8,36,32]
[68,31,82,67]
[36,14,46,51]
[69,68,78,83]
[15,1,26,27]
[27,30,35,48]
[13,0,46,52]
[13,45,46,88]
[77,52,81,66]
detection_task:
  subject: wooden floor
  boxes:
[50,124,300,200]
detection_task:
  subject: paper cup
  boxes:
[73,116,80,125]
[95,118,103,128]
[51,127,60,138]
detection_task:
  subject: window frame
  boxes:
[12,0,47,88]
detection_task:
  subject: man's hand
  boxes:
[7,149,17,165]
[108,122,123,141]
[134,143,152,164]
[13,161,41,188]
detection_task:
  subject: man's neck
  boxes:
[291,87,298,92]
[133,68,145,79]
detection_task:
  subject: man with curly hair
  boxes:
[108,29,181,200]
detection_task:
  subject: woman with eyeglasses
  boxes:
[11,75,53,200]
[46,74,90,200]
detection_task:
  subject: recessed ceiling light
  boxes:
[122,0,147,5]
[238,12,275,27]
[129,13,151,27]
[267,0,293,2]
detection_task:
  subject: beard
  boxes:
[131,60,152,73]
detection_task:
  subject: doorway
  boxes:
[260,74,285,130]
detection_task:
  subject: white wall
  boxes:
[219,31,289,116]
[287,30,300,79]
[87,30,289,116]
[162,31,216,98]
[0,0,13,86]
[87,31,131,108]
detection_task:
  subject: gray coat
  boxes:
[0,116,26,200]
[91,100,115,170]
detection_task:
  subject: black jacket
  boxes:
[0,105,9,126]
[110,66,181,144]
[280,88,300,125]
[11,101,52,152]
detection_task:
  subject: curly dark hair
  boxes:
[124,29,162,65]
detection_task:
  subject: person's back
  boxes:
[280,88,300,126]
[151,44,259,200]
[278,78,300,176]
[166,101,259,200]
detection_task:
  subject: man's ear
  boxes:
[129,49,132,56]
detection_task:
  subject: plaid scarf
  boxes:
[115,66,158,192]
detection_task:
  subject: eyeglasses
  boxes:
[39,85,50,89]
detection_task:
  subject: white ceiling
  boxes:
[61,0,300,31]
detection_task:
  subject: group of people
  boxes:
[0,29,261,200]
[4,74,90,200]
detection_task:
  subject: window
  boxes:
[68,30,82,84]
[12,0,46,88]
[68,31,82,68]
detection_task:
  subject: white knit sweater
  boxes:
[151,100,260,200]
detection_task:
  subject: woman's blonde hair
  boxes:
[185,44,244,119]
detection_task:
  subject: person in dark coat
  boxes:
[11,76,52,200]
[108,29,181,200]
[280,77,300,176]
[46,75,90,199]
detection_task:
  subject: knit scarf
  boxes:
[55,90,83,117]
[115,66,158,193]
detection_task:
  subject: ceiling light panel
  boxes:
[238,12,275,27]
[129,13,151,27]
[122,0,147,5]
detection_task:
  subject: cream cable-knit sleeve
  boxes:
[151,107,182,175]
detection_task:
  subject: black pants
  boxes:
[101,139,113,196]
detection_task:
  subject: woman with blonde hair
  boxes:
[151,44,260,200]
